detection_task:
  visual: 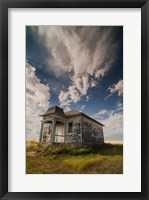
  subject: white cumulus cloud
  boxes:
[26,62,50,141]
[59,85,80,106]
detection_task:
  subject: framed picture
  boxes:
[0,0,148,199]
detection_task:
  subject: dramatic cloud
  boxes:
[26,26,123,143]
[37,26,118,107]
[26,62,50,140]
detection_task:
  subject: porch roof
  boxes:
[40,106,65,117]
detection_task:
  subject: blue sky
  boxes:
[26,26,123,142]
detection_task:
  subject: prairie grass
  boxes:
[64,155,122,173]
[26,142,123,174]
[64,156,103,172]
[26,140,38,152]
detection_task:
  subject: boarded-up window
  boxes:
[68,122,73,133]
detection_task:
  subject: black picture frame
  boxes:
[0,0,148,199]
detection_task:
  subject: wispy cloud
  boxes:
[93,109,115,119]
[95,109,109,116]
[105,79,123,100]
[26,62,50,140]
[80,105,85,110]
[116,101,123,111]
[37,26,118,107]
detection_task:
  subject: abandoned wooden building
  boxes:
[39,106,104,145]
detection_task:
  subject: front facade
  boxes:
[39,106,104,145]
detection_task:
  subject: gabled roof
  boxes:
[65,110,104,126]
[40,106,104,126]
[65,110,81,117]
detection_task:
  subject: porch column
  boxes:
[39,122,44,143]
[64,122,67,143]
[51,118,56,143]
[80,117,83,143]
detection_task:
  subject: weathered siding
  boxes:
[65,116,82,143]
[41,114,66,143]
[42,123,51,143]
[82,116,104,145]
[40,112,104,145]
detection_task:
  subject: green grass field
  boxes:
[26,141,123,174]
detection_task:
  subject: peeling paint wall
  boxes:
[40,114,104,145]
[65,116,82,143]
[41,114,66,143]
[42,123,51,143]
[82,116,104,145]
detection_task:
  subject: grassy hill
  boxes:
[26,141,123,174]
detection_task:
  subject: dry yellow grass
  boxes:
[26,142,123,174]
